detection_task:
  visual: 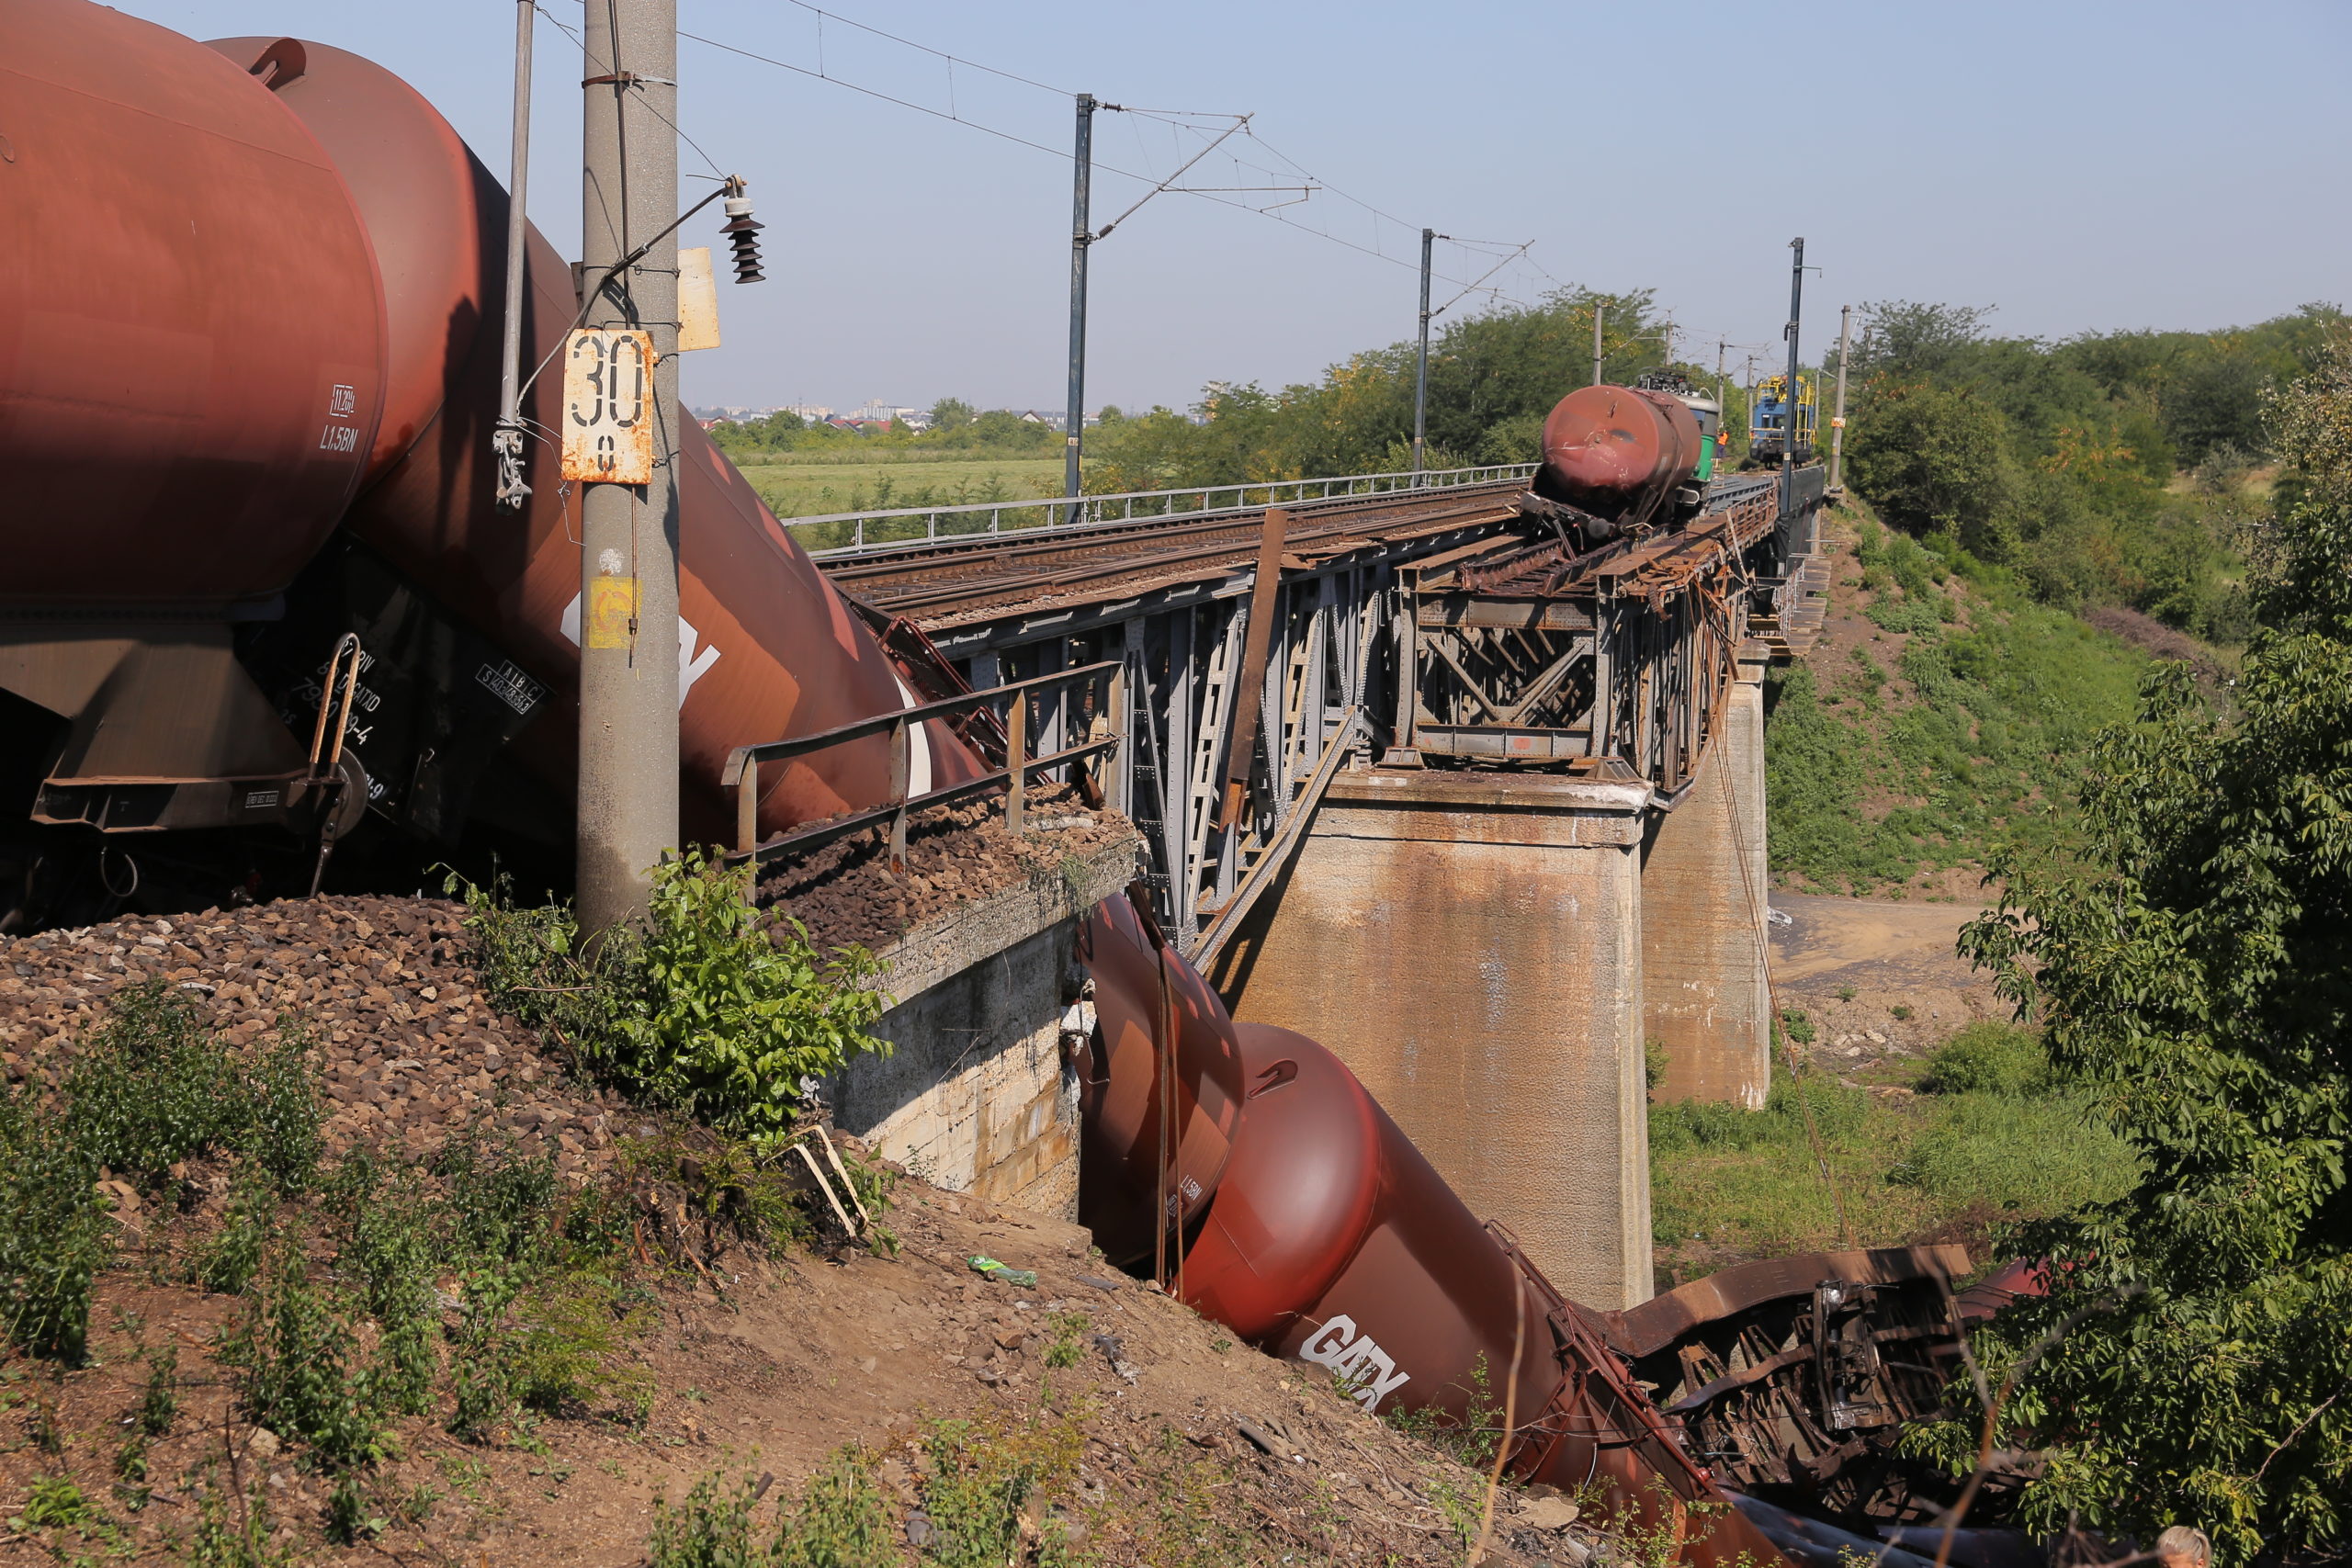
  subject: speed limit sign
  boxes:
[560,328,654,484]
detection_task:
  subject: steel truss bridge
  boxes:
[795,465,1828,954]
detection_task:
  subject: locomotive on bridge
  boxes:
[1748,372,1820,463]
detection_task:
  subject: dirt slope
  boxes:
[0,899,1599,1566]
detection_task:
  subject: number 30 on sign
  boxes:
[560,328,655,484]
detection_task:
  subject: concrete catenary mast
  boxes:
[577,0,684,930]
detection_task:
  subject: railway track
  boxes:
[823,479,1534,625]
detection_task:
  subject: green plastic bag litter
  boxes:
[967,1255,1038,1289]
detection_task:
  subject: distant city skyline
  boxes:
[114,0,2352,414]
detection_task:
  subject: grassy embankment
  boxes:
[1650,1023,2143,1286]
[1653,498,2192,1284]
[1765,497,2160,897]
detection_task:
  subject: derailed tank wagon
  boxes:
[0,9,1984,1564]
[0,0,981,930]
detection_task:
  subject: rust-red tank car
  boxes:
[1,1,386,608]
[201,35,982,846]
[1079,893,1797,1568]
[1075,894,1243,1268]
[1540,383,1705,527]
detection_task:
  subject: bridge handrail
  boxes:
[785,463,1541,557]
[722,659,1125,874]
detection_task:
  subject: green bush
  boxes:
[649,1451,898,1568]
[0,1078,109,1361]
[57,982,324,1199]
[140,1344,178,1436]
[458,852,891,1154]
[188,1467,290,1568]
[648,1470,766,1568]
[221,1255,387,1470]
[190,1168,276,1296]
[20,1474,96,1529]
[509,1272,653,1419]
[432,1132,560,1265]
[446,1265,523,1442]
[1921,1021,2049,1095]
[1865,592,1944,635]
[918,1413,1082,1568]
[61,984,247,1190]
[244,1029,324,1197]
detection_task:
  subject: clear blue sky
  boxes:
[119,0,2351,415]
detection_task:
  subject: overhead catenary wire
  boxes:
[668,17,1544,299]
[534,4,729,181]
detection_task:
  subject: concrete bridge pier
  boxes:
[1211,770,1657,1310]
[1640,642,1773,1108]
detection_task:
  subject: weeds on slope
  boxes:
[1649,1021,2141,1281]
[452,850,891,1155]
[0,969,887,1562]
[1767,509,2154,894]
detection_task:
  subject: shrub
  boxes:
[776,1449,897,1568]
[650,1452,899,1568]
[918,1409,1084,1568]
[20,1474,95,1529]
[60,983,246,1190]
[648,1470,765,1568]
[1042,1311,1088,1371]
[221,1256,386,1469]
[327,1156,438,1412]
[509,1272,654,1419]
[432,1132,559,1265]
[190,1168,275,1297]
[446,1266,522,1442]
[57,983,324,1199]
[188,1467,290,1568]
[1921,1021,2048,1095]
[243,1028,324,1197]
[140,1344,178,1436]
[457,854,891,1154]
[0,1079,109,1361]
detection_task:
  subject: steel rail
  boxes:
[840,488,1532,622]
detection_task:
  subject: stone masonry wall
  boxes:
[831,830,1139,1222]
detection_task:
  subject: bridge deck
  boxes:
[821,479,1532,631]
[792,464,1827,943]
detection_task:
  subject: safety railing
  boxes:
[721,660,1125,875]
[784,463,1540,558]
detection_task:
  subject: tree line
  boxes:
[1843,299,2342,639]
[707,399,1066,458]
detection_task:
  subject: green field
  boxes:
[736,455,1069,523]
[1649,1022,2141,1288]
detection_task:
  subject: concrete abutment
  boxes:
[829,830,1142,1221]
[1214,771,1657,1310]
[1640,643,1773,1107]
